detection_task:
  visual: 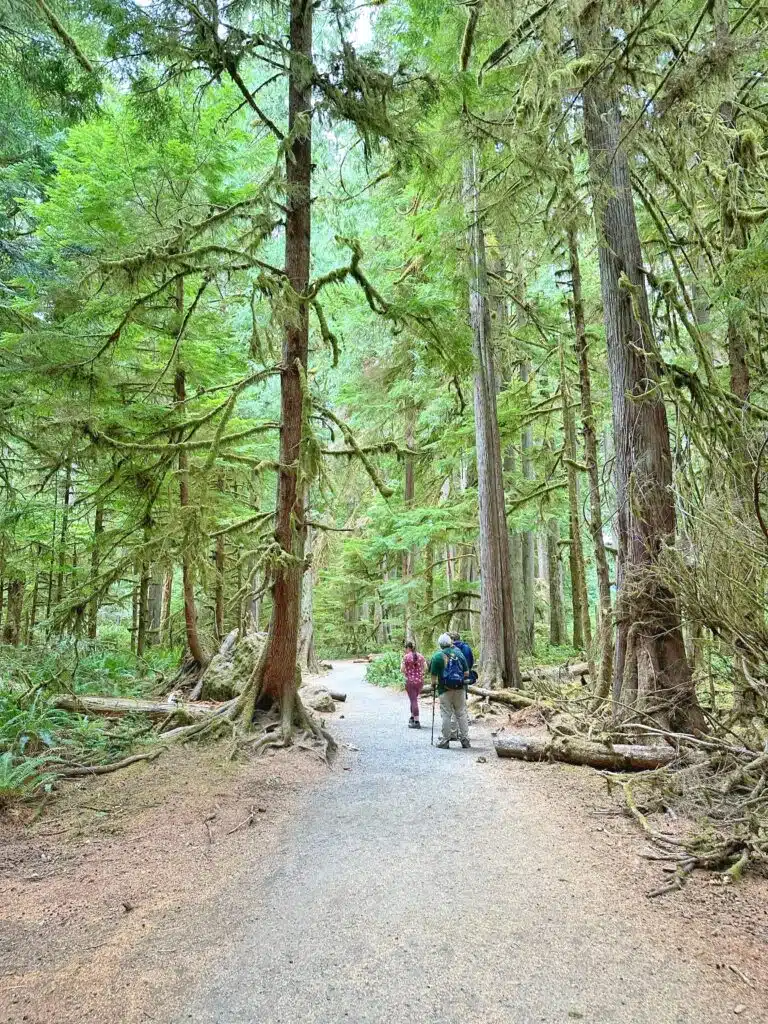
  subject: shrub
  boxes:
[365,651,404,690]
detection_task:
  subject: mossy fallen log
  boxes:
[520,662,590,682]
[494,733,677,771]
[53,694,218,723]
[466,685,539,709]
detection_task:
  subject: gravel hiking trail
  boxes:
[176,662,764,1024]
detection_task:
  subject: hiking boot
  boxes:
[412,719,421,729]
[461,739,471,749]
[436,739,450,749]
[408,717,419,729]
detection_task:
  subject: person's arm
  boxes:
[428,652,442,689]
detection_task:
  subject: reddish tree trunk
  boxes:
[258,0,313,714]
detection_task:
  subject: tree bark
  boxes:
[561,346,591,657]
[546,518,565,646]
[248,562,262,631]
[130,564,139,654]
[27,557,40,644]
[568,227,613,699]
[160,569,173,644]
[174,280,206,667]
[87,501,104,639]
[147,568,163,647]
[297,524,321,675]
[578,3,703,732]
[464,149,521,688]
[519,360,536,654]
[256,0,314,724]
[137,557,150,657]
[3,577,24,646]
[403,402,416,642]
[214,534,225,641]
[55,456,73,610]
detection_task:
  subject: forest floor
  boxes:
[2,662,768,1023]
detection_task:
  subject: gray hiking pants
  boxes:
[439,688,469,744]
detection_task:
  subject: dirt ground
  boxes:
[0,737,327,1024]
[1,680,768,1023]
[481,702,768,998]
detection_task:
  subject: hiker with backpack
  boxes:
[450,631,477,684]
[429,632,470,749]
[401,640,427,729]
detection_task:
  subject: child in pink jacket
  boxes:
[401,640,427,729]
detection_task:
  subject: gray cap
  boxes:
[438,632,452,648]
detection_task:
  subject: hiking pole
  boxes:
[430,681,436,745]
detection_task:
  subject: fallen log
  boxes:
[53,694,220,722]
[520,661,590,682]
[494,734,678,771]
[328,690,347,703]
[467,685,540,709]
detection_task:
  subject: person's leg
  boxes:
[455,687,470,744]
[405,681,417,719]
[412,682,422,720]
[438,691,453,745]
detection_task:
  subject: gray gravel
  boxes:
[177,662,754,1024]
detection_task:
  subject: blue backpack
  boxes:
[442,649,466,689]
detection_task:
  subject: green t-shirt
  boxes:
[429,646,469,694]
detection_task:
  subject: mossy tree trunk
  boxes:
[561,346,592,661]
[546,517,565,646]
[87,500,104,640]
[568,226,613,700]
[464,148,521,688]
[520,359,536,655]
[174,278,206,668]
[578,1,704,732]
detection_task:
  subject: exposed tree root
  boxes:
[54,750,161,778]
[617,774,765,895]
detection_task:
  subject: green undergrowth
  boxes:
[365,651,404,690]
[0,640,180,804]
[523,640,582,670]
